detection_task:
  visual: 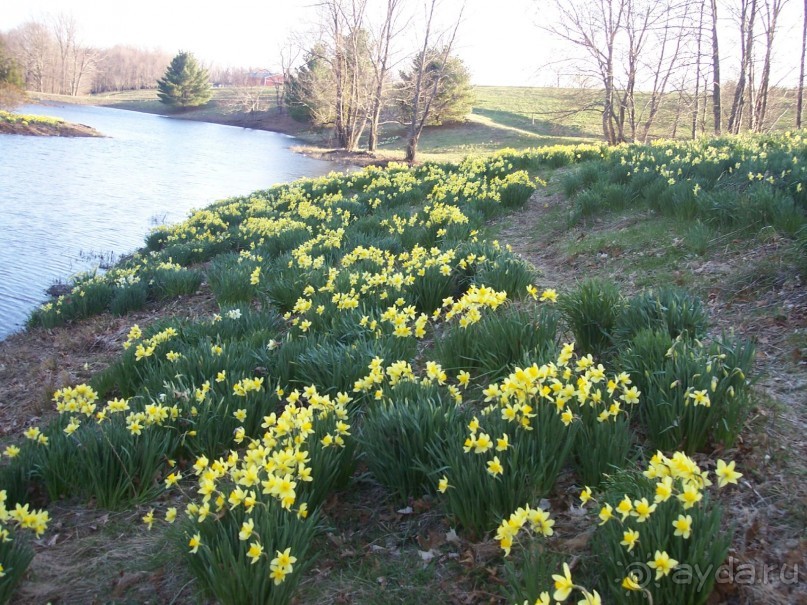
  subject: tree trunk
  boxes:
[692,0,706,139]
[405,132,420,163]
[404,49,427,163]
[332,7,347,148]
[728,0,757,134]
[710,0,722,134]
[799,0,807,128]
[603,49,618,145]
[368,97,382,151]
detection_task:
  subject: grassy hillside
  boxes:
[1,132,805,604]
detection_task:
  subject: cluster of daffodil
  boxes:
[352,357,466,404]
[53,383,99,417]
[576,451,742,598]
[24,390,100,450]
[0,490,49,539]
[608,131,807,192]
[122,324,178,361]
[494,503,555,556]
[149,207,230,247]
[150,384,350,586]
[283,242,465,320]
[478,343,640,432]
[0,489,50,582]
[279,239,526,341]
[52,380,179,437]
[442,284,508,327]
[30,148,560,331]
[432,344,639,491]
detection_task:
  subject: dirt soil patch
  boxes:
[0,289,219,439]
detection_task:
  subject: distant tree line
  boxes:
[1,15,172,96]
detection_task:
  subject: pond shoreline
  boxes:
[27,93,397,167]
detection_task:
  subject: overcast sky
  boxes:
[2,0,805,87]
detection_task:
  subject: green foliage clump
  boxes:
[0,35,25,110]
[435,405,573,538]
[572,413,633,488]
[564,132,807,239]
[591,464,731,605]
[621,330,755,452]
[109,282,149,316]
[613,286,709,347]
[284,43,333,124]
[358,396,465,503]
[434,305,558,381]
[559,278,624,358]
[181,504,319,605]
[206,253,259,305]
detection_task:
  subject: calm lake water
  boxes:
[0,104,334,340]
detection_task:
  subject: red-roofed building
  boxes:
[245,70,284,87]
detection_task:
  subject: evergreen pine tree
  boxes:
[396,49,474,127]
[157,51,212,108]
[0,36,24,109]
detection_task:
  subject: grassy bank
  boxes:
[0,131,804,604]
[0,109,102,137]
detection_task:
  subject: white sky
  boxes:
[1,0,804,87]
[0,0,548,86]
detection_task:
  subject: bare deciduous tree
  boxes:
[278,39,302,114]
[728,0,758,133]
[548,0,695,144]
[634,1,689,142]
[317,0,373,150]
[92,46,172,93]
[549,0,626,144]
[367,0,405,152]
[751,0,787,131]
[8,21,54,93]
[692,0,707,138]
[403,0,464,162]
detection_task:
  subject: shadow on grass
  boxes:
[472,107,591,138]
